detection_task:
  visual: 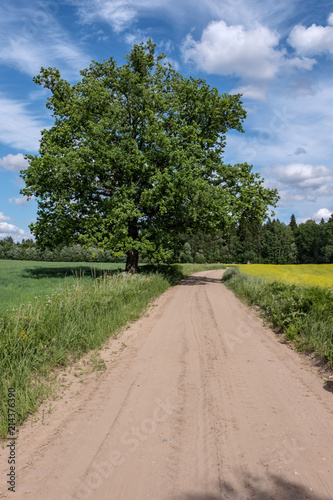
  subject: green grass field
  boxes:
[0,260,125,315]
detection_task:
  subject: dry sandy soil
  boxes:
[1,269,333,500]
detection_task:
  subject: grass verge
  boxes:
[222,267,333,367]
[0,263,225,439]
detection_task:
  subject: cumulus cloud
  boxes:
[0,210,30,241]
[273,163,333,188]
[181,18,316,101]
[182,21,283,81]
[0,212,12,222]
[283,56,316,70]
[312,208,332,222]
[264,163,333,204]
[288,14,333,57]
[0,222,25,237]
[0,153,29,172]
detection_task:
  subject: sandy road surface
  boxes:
[1,270,333,500]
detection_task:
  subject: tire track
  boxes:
[1,270,333,500]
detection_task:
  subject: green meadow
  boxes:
[0,260,125,315]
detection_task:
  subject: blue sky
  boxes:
[0,0,333,241]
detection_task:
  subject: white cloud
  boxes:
[263,163,333,205]
[0,222,25,236]
[273,163,333,188]
[0,214,31,242]
[180,18,316,102]
[0,4,91,78]
[124,29,151,46]
[312,208,332,222]
[288,16,333,57]
[283,56,316,70]
[182,21,283,81]
[69,0,144,32]
[0,96,46,151]
[98,1,137,33]
[67,0,298,35]
[68,0,202,32]
[0,153,29,172]
[231,84,268,101]
[0,212,12,222]
[1,35,90,79]
[8,195,33,206]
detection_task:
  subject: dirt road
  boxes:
[1,270,333,500]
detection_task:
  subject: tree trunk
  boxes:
[126,221,139,273]
[125,249,139,273]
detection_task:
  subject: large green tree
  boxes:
[21,40,278,272]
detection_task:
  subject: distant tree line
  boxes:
[1,214,333,264]
[0,238,126,263]
[179,214,333,264]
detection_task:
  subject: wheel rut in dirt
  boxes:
[1,270,333,500]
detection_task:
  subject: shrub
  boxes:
[222,266,240,282]
[194,252,206,264]
[180,242,193,263]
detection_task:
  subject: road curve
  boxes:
[1,269,333,500]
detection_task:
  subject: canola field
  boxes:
[237,264,333,290]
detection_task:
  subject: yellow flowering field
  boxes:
[237,264,333,289]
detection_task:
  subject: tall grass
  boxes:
[0,263,225,438]
[222,268,333,366]
[0,271,170,438]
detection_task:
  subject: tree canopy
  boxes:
[21,40,278,272]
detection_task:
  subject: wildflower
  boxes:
[20,330,27,339]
